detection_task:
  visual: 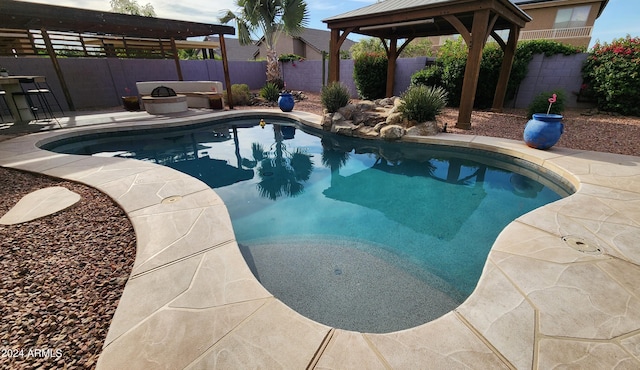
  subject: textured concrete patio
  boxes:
[0,109,639,369]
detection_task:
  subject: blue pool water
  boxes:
[47,116,572,332]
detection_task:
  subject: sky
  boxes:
[16,0,640,48]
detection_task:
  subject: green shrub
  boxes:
[410,66,443,88]
[399,85,448,122]
[260,82,280,102]
[353,52,387,100]
[409,39,582,109]
[321,81,350,113]
[526,89,567,118]
[228,84,251,106]
[583,35,640,116]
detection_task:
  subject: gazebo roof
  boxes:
[0,0,234,39]
[323,0,531,39]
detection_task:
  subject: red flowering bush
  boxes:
[583,35,640,116]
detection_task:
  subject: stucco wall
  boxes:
[0,53,589,111]
[509,53,588,109]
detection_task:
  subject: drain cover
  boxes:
[561,235,602,255]
[161,195,183,204]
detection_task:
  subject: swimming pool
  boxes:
[46,116,574,332]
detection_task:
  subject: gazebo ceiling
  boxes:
[323,0,531,39]
[0,0,234,39]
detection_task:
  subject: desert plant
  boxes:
[321,81,350,113]
[353,52,387,100]
[267,78,285,91]
[228,84,251,106]
[526,89,566,118]
[399,85,448,122]
[260,82,280,102]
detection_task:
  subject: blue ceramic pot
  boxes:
[523,113,564,150]
[278,92,295,112]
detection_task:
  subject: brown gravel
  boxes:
[0,92,638,369]
[0,169,135,369]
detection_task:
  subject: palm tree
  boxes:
[220,0,308,82]
[252,125,313,200]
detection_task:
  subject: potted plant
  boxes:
[121,87,140,111]
[0,67,8,77]
[523,90,565,150]
[277,82,295,112]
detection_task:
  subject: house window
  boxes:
[554,5,591,29]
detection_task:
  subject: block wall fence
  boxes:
[0,53,588,112]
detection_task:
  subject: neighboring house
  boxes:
[433,0,609,48]
[254,27,357,60]
[204,36,259,61]
[514,0,609,47]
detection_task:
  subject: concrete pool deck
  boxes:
[1,109,639,368]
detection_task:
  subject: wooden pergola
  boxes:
[323,0,531,129]
[0,0,235,110]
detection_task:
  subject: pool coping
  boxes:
[1,109,639,368]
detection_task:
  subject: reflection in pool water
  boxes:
[47,117,573,332]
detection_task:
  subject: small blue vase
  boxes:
[523,113,564,150]
[278,92,295,112]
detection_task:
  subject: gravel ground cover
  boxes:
[0,169,135,369]
[0,93,638,369]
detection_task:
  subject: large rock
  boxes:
[373,122,386,133]
[354,126,380,138]
[355,112,385,126]
[337,104,357,120]
[380,125,405,140]
[323,97,439,140]
[406,121,440,136]
[332,112,345,124]
[377,97,395,107]
[332,121,357,136]
[385,112,405,125]
[356,101,376,111]
[321,113,333,131]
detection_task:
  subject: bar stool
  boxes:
[0,90,13,123]
[11,78,64,121]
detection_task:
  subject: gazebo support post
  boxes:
[329,29,341,82]
[170,38,184,81]
[385,38,398,97]
[492,24,520,112]
[219,34,234,109]
[457,9,490,129]
[328,28,354,83]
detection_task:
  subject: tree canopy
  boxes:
[220,0,309,82]
[110,0,156,16]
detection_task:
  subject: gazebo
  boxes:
[323,0,531,129]
[0,0,235,110]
